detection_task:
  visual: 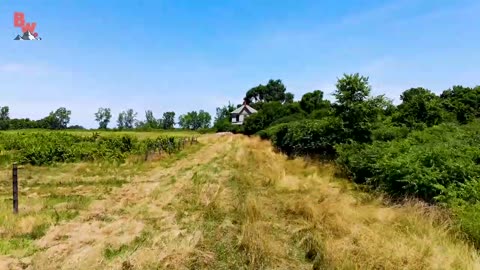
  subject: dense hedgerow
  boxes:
[335,121,480,203]
[0,132,187,165]
[262,118,344,157]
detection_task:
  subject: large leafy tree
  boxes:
[178,110,211,130]
[95,107,112,129]
[144,110,158,128]
[124,109,137,129]
[117,109,137,129]
[41,107,71,130]
[393,87,446,128]
[441,85,480,124]
[161,112,175,129]
[0,106,9,120]
[333,73,379,143]
[197,110,212,129]
[300,90,332,117]
[245,79,295,106]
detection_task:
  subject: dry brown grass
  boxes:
[0,133,478,270]
[227,136,480,270]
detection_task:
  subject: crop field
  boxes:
[1,129,199,140]
[0,131,479,270]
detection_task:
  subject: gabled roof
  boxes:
[231,104,258,115]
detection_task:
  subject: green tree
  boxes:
[0,106,10,130]
[95,107,112,129]
[300,90,331,115]
[0,106,9,120]
[333,73,378,143]
[161,112,175,129]
[178,110,211,130]
[245,79,294,105]
[179,112,195,129]
[117,111,126,129]
[144,110,158,128]
[124,109,137,129]
[41,107,71,130]
[213,102,236,131]
[441,85,480,124]
[243,101,302,135]
[284,92,294,104]
[393,87,446,128]
[178,114,188,129]
[197,110,212,129]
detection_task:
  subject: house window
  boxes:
[236,115,239,122]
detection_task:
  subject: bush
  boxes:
[454,203,480,248]
[228,125,244,134]
[270,113,306,126]
[265,118,344,157]
[257,123,289,140]
[336,121,480,203]
[371,124,410,142]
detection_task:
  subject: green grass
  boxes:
[103,230,152,260]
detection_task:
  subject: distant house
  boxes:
[231,101,258,125]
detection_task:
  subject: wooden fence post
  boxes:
[12,163,18,214]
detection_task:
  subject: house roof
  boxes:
[231,104,258,114]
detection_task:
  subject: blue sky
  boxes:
[0,0,479,128]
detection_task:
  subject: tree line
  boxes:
[0,107,212,130]
[213,75,479,135]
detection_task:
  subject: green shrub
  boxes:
[257,123,289,140]
[270,113,306,126]
[228,125,244,134]
[454,203,480,247]
[0,132,187,166]
[336,121,480,203]
[371,125,410,141]
[266,118,344,157]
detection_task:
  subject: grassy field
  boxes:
[0,132,479,269]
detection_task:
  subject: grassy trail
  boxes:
[1,134,479,269]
